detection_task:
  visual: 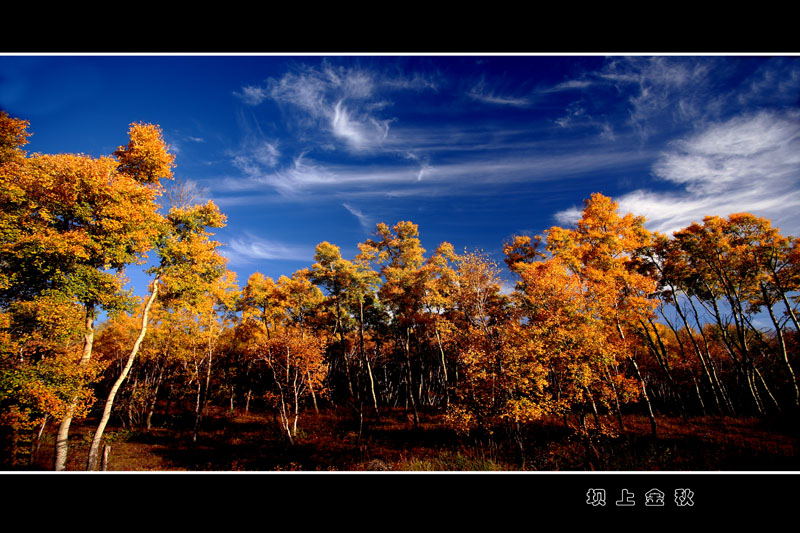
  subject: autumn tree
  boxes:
[0,293,99,466]
[187,270,238,445]
[731,214,800,409]
[540,194,657,434]
[86,197,229,469]
[444,252,526,428]
[510,256,639,433]
[346,252,383,411]
[309,241,381,411]
[357,222,430,424]
[236,270,327,442]
[0,114,174,470]
[309,242,359,403]
[665,214,798,414]
[276,269,327,414]
[235,272,282,411]
[635,231,733,416]
[419,242,460,409]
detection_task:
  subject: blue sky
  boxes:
[2,54,799,298]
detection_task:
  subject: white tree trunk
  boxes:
[86,279,159,471]
[54,306,95,471]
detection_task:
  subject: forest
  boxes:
[1,112,798,472]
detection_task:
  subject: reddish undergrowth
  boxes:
[18,408,800,472]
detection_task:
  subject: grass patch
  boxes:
[397,450,506,471]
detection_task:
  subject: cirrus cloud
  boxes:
[222,232,314,265]
[554,110,800,237]
[238,62,436,154]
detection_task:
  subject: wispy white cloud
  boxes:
[598,56,708,89]
[222,232,313,264]
[231,140,280,177]
[257,142,280,166]
[403,151,432,181]
[342,203,375,234]
[234,85,270,106]
[331,99,391,150]
[548,79,594,92]
[384,124,554,154]
[553,205,583,227]
[555,110,800,237]
[254,153,341,195]
[217,154,414,198]
[552,57,799,144]
[267,69,329,116]
[651,111,799,194]
[468,78,530,107]
[552,57,720,138]
[216,142,655,203]
[554,100,615,140]
[241,62,436,154]
[382,71,439,92]
[738,59,800,107]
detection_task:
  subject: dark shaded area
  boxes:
[14,407,800,472]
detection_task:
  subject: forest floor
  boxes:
[16,406,800,472]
